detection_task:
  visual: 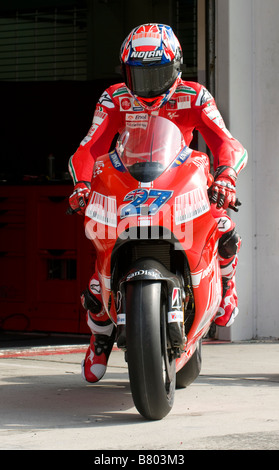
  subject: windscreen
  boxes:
[116,115,185,182]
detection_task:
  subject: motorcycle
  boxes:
[81,115,224,420]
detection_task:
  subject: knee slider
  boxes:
[219,228,241,259]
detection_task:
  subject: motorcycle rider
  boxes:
[68,24,247,383]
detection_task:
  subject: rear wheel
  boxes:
[126,280,176,420]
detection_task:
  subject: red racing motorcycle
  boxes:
[83,115,222,420]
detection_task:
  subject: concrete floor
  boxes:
[0,335,278,450]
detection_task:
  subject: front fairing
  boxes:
[84,116,221,339]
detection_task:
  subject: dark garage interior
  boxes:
[0,0,198,339]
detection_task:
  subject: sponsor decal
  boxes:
[117,313,126,325]
[126,121,148,129]
[93,109,108,125]
[86,191,117,228]
[177,96,191,109]
[191,155,209,170]
[191,265,214,289]
[98,91,115,108]
[168,310,183,323]
[125,113,148,129]
[80,124,98,146]
[126,269,160,280]
[195,87,213,106]
[202,104,233,138]
[191,242,219,288]
[167,111,179,119]
[121,188,173,219]
[166,93,191,112]
[80,134,92,146]
[132,99,144,111]
[109,150,126,172]
[217,216,232,233]
[125,113,148,121]
[120,97,133,111]
[130,49,163,62]
[171,146,192,168]
[166,95,192,112]
[89,278,101,295]
[201,257,215,281]
[167,100,177,110]
[137,216,152,227]
[80,109,108,146]
[93,161,104,177]
[172,288,182,308]
[174,187,210,224]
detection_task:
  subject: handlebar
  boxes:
[66,199,242,217]
[228,198,242,212]
[66,206,80,215]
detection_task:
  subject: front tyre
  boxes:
[126,280,176,420]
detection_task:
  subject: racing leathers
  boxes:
[69,79,248,383]
[69,80,247,185]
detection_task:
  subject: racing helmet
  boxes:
[120,23,183,110]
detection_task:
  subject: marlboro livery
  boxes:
[68,24,247,420]
[74,115,239,419]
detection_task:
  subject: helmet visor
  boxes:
[124,62,179,98]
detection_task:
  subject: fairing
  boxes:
[84,116,222,353]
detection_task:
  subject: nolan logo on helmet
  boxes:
[130,49,163,62]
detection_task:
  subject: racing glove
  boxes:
[209,166,240,211]
[69,181,91,214]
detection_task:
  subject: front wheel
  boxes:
[126,280,176,420]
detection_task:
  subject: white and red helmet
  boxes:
[120,24,183,110]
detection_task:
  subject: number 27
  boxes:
[120,189,173,219]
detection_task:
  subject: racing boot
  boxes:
[80,275,116,383]
[82,313,116,383]
[215,255,239,327]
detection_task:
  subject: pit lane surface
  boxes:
[0,338,278,450]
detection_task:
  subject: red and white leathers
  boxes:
[211,204,242,327]
[69,79,247,184]
[69,79,247,381]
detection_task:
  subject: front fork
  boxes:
[115,259,187,354]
